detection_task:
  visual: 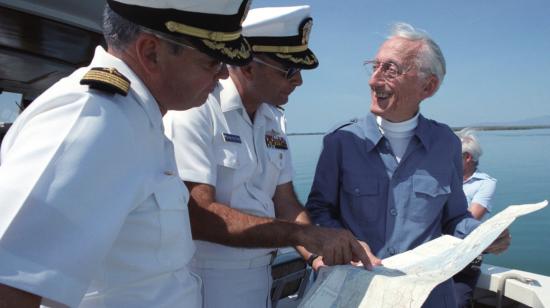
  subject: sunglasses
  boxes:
[253,58,301,80]
[141,27,225,74]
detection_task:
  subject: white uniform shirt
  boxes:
[164,77,294,264]
[0,47,200,308]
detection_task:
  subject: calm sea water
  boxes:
[289,128,550,276]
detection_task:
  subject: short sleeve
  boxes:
[277,132,294,185]
[0,93,143,306]
[471,178,497,212]
[163,101,217,185]
[275,112,294,185]
[276,148,294,185]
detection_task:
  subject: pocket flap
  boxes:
[215,147,240,169]
[412,174,450,197]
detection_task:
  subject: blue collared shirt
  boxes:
[463,171,497,213]
[306,113,480,307]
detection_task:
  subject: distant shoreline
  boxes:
[287,125,550,136]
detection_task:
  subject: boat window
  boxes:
[0,91,23,123]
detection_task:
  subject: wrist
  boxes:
[307,253,320,267]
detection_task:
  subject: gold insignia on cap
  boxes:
[202,39,251,60]
[80,67,130,96]
[275,53,318,66]
[165,21,241,42]
[251,44,308,53]
[301,19,313,45]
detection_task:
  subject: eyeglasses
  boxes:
[363,60,412,80]
[141,27,225,74]
[253,58,301,80]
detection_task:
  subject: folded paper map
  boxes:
[300,201,548,308]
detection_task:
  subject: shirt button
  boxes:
[388,247,397,255]
[354,188,361,196]
[390,208,397,216]
[164,170,175,176]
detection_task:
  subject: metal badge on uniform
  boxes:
[265,129,288,150]
[222,132,242,143]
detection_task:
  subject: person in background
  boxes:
[0,0,252,306]
[458,128,497,220]
[453,128,498,307]
[306,22,510,307]
[163,6,378,308]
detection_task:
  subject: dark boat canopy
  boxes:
[0,0,105,100]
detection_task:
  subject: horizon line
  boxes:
[287,125,550,136]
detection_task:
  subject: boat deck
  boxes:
[474,264,550,307]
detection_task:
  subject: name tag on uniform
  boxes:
[265,130,288,150]
[222,133,242,143]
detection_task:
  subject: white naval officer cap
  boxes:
[243,5,318,69]
[106,0,252,65]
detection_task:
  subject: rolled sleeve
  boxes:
[164,104,217,186]
[0,95,142,306]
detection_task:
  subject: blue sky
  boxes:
[254,0,550,133]
[1,1,549,132]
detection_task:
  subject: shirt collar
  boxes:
[465,171,491,182]
[219,78,245,113]
[363,112,431,152]
[363,113,384,152]
[89,46,162,129]
[413,113,432,151]
[256,103,277,121]
[376,113,418,136]
[219,78,277,123]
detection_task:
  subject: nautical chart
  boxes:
[299,201,548,308]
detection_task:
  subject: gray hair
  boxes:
[102,5,143,51]
[389,22,446,88]
[102,5,183,54]
[457,128,482,164]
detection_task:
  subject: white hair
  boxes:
[456,128,482,164]
[389,22,446,89]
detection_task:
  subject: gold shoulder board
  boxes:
[80,67,130,96]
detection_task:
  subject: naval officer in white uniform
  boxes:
[0,0,252,307]
[164,6,380,308]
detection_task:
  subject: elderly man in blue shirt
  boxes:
[306,23,511,307]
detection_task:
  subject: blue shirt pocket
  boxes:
[342,176,380,222]
[408,174,451,222]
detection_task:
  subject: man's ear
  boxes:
[464,152,473,163]
[135,34,162,75]
[422,74,439,99]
